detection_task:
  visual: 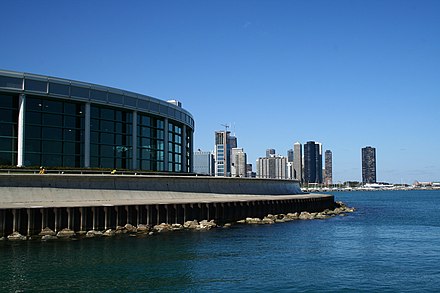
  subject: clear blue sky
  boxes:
[2,0,439,183]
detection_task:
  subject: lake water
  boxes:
[1,190,440,292]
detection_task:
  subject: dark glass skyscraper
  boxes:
[303,141,322,184]
[362,146,376,183]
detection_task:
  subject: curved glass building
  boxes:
[0,70,194,172]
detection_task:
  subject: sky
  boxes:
[1,0,439,184]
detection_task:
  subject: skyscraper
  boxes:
[324,150,332,185]
[231,147,247,177]
[215,130,232,177]
[256,155,288,179]
[193,150,214,175]
[287,149,294,162]
[293,142,303,182]
[266,149,276,158]
[362,146,376,183]
[303,141,323,184]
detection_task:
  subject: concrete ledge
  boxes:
[0,174,310,208]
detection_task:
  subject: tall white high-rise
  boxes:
[293,142,303,182]
[231,148,247,177]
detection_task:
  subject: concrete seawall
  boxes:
[0,174,334,238]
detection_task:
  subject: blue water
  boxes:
[1,190,440,292]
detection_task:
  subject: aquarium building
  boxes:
[0,70,194,172]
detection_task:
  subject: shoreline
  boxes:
[2,201,355,242]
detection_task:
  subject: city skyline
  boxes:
[1,1,439,183]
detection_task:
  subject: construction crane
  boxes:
[221,123,230,131]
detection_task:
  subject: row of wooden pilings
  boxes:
[0,196,334,238]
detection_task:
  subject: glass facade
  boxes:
[24,96,84,167]
[137,114,165,171]
[168,122,183,172]
[0,70,194,172]
[0,94,18,165]
[90,106,132,169]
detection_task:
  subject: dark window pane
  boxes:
[124,96,136,107]
[141,115,150,126]
[63,103,77,115]
[90,156,98,167]
[141,127,150,137]
[100,133,114,144]
[91,90,107,101]
[63,142,77,154]
[140,160,150,170]
[25,153,40,167]
[26,112,41,124]
[100,108,114,120]
[140,137,150,149]
[42,154,61,167]
[0,76,22,89]
[42,127,62,140]
[101,120,114,132]
[100,157,114,168]
[43,113,63,126]
[26,98,43,112]
[90,106,99,118]
[138,99,148,110]
[90,119,99,131]
[63,156,77,167]
[64,116,77,128]
[160,104,167,114]
[64,129,77,141]
[42,140,62,154]
[71,86,89,98]
[25,79,47,92]
[25,126,41,139]
[168,107,175,117]
[109,93,123,104]
[0,137,14,152]
[0,151,14,165]
[91,132,99,144]
[43,100,63,113]
[150,102,159,113]
[0,109,15,123]
[0,94,15,108]
[91,144,99,157]
[49,83,70,96]
[0,123,16,137]
[100,145,114,157]
[25,139,41,153]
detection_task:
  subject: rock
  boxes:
[7,232,26,241]
[124,224,137,233]
[286,213,299,220]
[86,230,103,238]
[115,226,127,234]
[57,228,75,238]
[315,213,330,220]
[265,214,276,220]
[0,237,5,241]
[236,219,246,224]
[39,227,56,236]
[103,229,115,237]
[223,223,232,228]
[171,223,184,231]
[299,212,312,220]
[148,231,155,236]
[41,235,58,241]
[137,224,150,233]
[184,220,200,229]
[198,220,217,230]
[261,217,275,224]
[245,217,262,224]
[153,223,172,233]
